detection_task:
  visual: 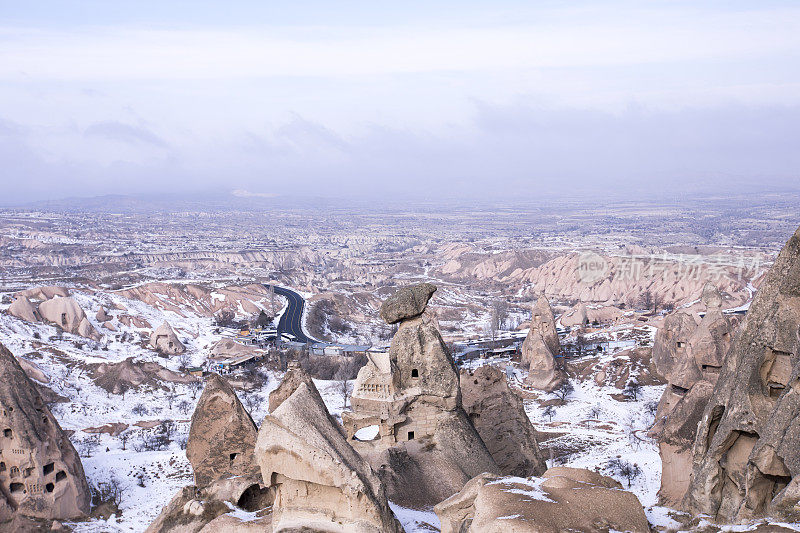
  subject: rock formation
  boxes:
[90,357,197,394]
[560,301,589,328]
[379,282,436,324]
[460,365,546,477]
[343,283,497,505]
[521,297,564,391]
[7,296,39,323]
[650,284,735,506]
[15,287,70,301]
[150,321,186,355]
[435,467,650,533]
[267,362,318,412]
[0,343,90,522]
[256,380,404,533]
[37,296,100,341]
[187,373,261,489]
[682,226,800,521]
[148,375,272,533]
[95,306,110,322]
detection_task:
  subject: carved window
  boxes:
[411,369,419,378]
[407,431,415,440]
[3,429,11,438]
[43,463,54,476]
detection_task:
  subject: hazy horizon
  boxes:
[2,1,799,204]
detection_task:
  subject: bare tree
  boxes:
[165,385,178,410]
[189,380,203,399]
[489,309,500,341]
[177,352,191,372]
[333,366,352,409]
[119,431,131,451]
[607,458,642,488]
[493,299,509,331]
[624,380,643,401]
[543,405,556,422]
[77,435,100,458]
[177,399,192,416]
[243,394,261,415]
[554,380,574,402]
[91,473,127,509]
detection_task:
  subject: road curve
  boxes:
[266,285,317,344]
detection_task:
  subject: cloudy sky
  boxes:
[1,1,799,204]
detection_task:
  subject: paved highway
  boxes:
[266,285,316,343]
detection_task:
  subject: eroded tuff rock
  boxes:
[435,467,650,533]
[652,311,700,384]
[256,380,404,533]
[148,375,271,533]
[95,306,111,322]
[145,478,271,533]
[649,284,735,506]
[7,296,39,323]
[0,343,90,522]
[344,283,497,506]
[521,297,564,392]
[559,301,589,328]
[682,226,800,521]
[267,362,319,412]
[37,296,100,341]
[150,321,186,355]
[187,373,260,489]
[379,282,436,324]
[460,365,546,477]
[90,357,197,394]
[15,287,70,301]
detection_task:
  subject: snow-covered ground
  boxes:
[1,284,798,532]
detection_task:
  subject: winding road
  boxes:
[266,285,316,343]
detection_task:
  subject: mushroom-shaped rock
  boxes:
[150,321,186,355]
[460,365,546,477]
[7,296,39,323]
[379,283,437,324]
[435,468,650,533]
[187,373,260,489]
[256,380,404,533]
[0,343,91,521]
[343,306,497,506]
[682,225,800,521]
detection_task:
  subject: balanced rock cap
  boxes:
[380,282,437,324]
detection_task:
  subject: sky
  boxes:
[1,1,799,204]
